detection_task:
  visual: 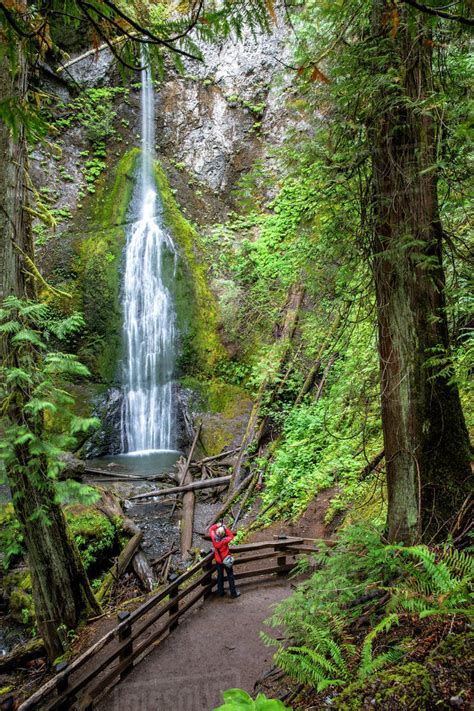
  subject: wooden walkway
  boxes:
[19,537,311,711]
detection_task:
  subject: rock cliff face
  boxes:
[33,14,294,456]
[60,12,292,207]
[156,19,292,197]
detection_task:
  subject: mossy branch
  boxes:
[13,244,72,300]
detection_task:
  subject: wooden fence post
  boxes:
[169,573,179,631]
[276,538,287,575]
[201,554,214,599]
[117,610,133,679]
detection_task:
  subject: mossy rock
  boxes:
[3,570,34,625]
[153,160,226,375]
[334,662,433,710]
[64,504,121,577]
[73,149,138,382]
[181,377,253,456]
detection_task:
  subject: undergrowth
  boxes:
[262,524,473,697]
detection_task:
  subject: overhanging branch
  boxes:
[401,0,474,26]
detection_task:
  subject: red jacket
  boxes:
[209,524,234,563]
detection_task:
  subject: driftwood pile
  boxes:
[128,435,240,557]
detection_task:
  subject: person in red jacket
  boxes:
[209,521,240,598]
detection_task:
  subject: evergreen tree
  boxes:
[288,0,472,543]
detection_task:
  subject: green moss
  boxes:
[65,504,120,576]
[74,148,138,382]
[4,570,34,625]
[181,376,252,455]
[180,377,247,415]
[334,662,433,710]
[0,502,25,568]
[153,160,226,374]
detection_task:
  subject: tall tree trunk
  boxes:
[369,2,471,544]
[0,54,34,307]
[0,51,101,661]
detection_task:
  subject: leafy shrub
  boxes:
[214,688,290,710]
[263,525,473,692]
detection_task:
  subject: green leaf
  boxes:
[255,693,290,709]
[11,329,44,348]
[70,416,100,434]
[223,689,254,706]
[24,399,57,415]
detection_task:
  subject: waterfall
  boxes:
[120,60,177,454]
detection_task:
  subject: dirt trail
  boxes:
[97,579,292,711]
[95,489,335,711]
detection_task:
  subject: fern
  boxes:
[0,298,97,525]
[359,613,400,678]
[263,526,473,696]
[386,544,474,620]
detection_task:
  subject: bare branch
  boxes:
[401,0,474,26]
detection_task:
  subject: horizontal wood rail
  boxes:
[19,537,314,711]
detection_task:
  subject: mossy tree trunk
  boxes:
[0,49,101,661]
[0,53,34,308]
[369,2,471,544]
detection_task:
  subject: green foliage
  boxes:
[51,87,127,144]
[0,503,24,569]
[264,525,472,693]
[259,313,382,519]
[0,297,99,523]
[385,544,474,619]
[214,688,290,711]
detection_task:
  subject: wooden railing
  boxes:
[19,537,312,711]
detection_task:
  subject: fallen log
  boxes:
[233,472,258,527]
[132,550,155,592]
[84,466,143,480]
[231,284,305,487]
[359,450,385,480]
[159,547,174,584]
[150,548,177,568]
[0,638,45,673]
[208,473,254,527]
[313,352,338,403]
[170,423,201,517]
[180,467,195,557]
[96,531,142,603]
[85,467,175,483]
[191,448,239,466]
[130,475,232,501]
[294,306,346,405]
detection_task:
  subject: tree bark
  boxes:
[369,2,471,543]
[0,54,34,309]
[0,50,101,660]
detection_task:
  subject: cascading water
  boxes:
[120,60,178,455]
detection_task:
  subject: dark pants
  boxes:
[216,562,237,596]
